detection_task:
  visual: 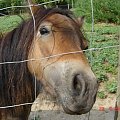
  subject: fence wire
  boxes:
[0,45,119,65]
[0,0,119,120]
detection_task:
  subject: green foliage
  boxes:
[1,0,119,24]
[97,74,108,82]
[0,0,24,14]
[0,0,71,14]
[84,23,119,83]
[0,14,29,33]
[31,115,41,120]
[106,81,117,93]
[73,0,120,24]
[97,91,107,99]
[0,0,52,14]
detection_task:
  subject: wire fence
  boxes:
[0,0,119,120]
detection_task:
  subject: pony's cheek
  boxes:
[27,60,42,79]
[27,59,56,95]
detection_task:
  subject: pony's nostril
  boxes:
[72,74,86,97]
[72,75,82,96]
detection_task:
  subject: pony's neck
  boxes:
[0,28,39,119]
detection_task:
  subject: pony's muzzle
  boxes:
[61,73,98,115]
[43,62,98,115]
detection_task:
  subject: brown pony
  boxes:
[0,8,98,120]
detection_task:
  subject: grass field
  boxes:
[84,23,119,98]
[0,14,120,98]
[0,14,29,33]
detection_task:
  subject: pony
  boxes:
[0,7,98,120]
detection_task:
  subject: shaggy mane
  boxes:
[0,8,84,118]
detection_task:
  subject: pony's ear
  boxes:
[76,16,88,50]
[77,16,85,28]
[28,0,45,14]
[31,5,45,14]
[82,39,88,50]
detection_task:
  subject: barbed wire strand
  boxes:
[0,45,119,65]
[0,102,38,109]
[0,0,61,11]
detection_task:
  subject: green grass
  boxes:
[0,14,119,96]
[31,115,41,120]
[73,0,120,24]
[0,14,29,33]
[0,15,21,33]
[84,23,119,95]
[106,80,117,93]
[97,91,107,99]
[84,23,119,83]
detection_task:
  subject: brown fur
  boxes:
[0,8,88,119]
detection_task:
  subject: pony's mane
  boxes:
[33,7,76,32]
[0,8,76,116]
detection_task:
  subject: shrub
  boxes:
[0,0,24,15]
[106,81,117,93]
[73,0,120,24]
[97,91,107,99]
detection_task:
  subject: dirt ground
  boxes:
[29,91,116,120]
[30,109,115,120]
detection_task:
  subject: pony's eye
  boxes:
[39,27,50,35]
